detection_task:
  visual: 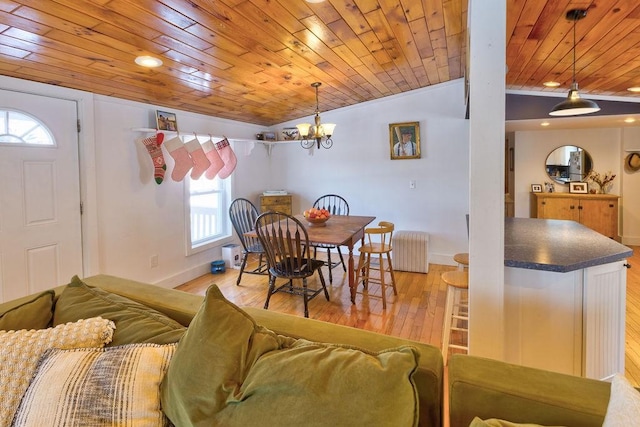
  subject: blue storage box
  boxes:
[210,260,226,274]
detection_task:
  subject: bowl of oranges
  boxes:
[303,208,331,226]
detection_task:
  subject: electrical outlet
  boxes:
[409,180,416,189]
[150,255,158,268]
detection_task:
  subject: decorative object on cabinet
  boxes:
[548,9,600,117]
[625,152,640,173]
[155,110,178,131]
[545,145,592,185]
[569,182,588,194]
[544,182,555,193]
[389,122,420,160]
[260,193,292,215]
[296,82,336,150]
[530,192,619,240]
[531,184,542,193]
[585,170,616,194]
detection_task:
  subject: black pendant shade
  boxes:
[549,9,600,117]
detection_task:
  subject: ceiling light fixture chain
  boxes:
[549,9,600,117]
[296,82,336,150]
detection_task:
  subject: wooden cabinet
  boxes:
[530,193,619,240]
[260,194,292,215]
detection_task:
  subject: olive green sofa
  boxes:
[0,274,444,426]
[448,354,613,427]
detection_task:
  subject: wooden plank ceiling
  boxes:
[0,1,637,126]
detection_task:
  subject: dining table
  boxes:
[246,214,376,303]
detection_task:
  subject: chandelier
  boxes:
[549,9,600,117]
[296,82,336,149]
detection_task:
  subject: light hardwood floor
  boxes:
[178,245,640,386]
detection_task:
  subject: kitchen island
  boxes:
[503,218,632,380]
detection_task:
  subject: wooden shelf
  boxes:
[131,128,297,156]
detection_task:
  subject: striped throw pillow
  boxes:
[12,343,176,427]
[0,317,114,426]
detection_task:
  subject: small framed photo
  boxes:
[531,184,542,193]
[569,182,588,194]
[390,122,421,159]
[156,110,178,131]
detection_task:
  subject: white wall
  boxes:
[514,128,623,217]
[94,80,470,284]
[622,127,640,245]
[1,75,470,288]
[270,81,470,264]
[93,96,269,286]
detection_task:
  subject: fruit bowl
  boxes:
[303,208,330,226]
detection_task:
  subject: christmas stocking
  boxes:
[215,137,237,179]
[164,136,193,182]
[203,139,224,179]
[185,138,211,179]
[141,132,166,184]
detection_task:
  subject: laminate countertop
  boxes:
[505,217,633,273]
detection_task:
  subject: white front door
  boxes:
[0,89,82,302]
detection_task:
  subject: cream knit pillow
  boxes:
[0,317,115,426]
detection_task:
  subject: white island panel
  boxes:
[505,266,583,376]
[583,261,627,380]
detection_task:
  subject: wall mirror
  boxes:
[545,146,592,185]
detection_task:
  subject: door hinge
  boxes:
[80,201,84,215]
[77,119,81,133]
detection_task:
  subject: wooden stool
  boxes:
[441,270,469,363]
[453,252,469,271]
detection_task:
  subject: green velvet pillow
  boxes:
[53,276,186,346]
[161,284,420,427]
[0,290,54,331]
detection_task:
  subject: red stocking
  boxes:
[141,132,166,184]
[215,137,237,179]
[203,139,224,179]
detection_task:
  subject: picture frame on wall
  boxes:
[389,122,421,160]
[531,184,542,193]
[156,110,178,131]
[569,182,588,194]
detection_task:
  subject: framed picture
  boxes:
[156,110,178,131]
[569,182,588,194]
[531,184,542,193]
[389,122,421,160]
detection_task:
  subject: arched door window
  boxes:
[0,109,55,146]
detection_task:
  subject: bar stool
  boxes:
[453,252,469,271]
[441,270,469,363]
[355,221,397,309]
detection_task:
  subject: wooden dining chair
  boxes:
[255,212,329,318]
[355,221,397,309]
[228,198,268,286]
[312,194,349,283]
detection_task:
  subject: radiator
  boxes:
[393,230,429,273]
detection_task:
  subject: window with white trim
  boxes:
[186,172,232,253]
[0,109,55,146]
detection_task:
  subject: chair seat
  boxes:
[359,243,392,254]
[271,258,324,279]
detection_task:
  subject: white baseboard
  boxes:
[153,263,212,289]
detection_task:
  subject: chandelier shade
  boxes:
[549,9,600,117]
[297,82,336,149]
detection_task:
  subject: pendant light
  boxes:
[296,82,336,149]
[549,9,600,117]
